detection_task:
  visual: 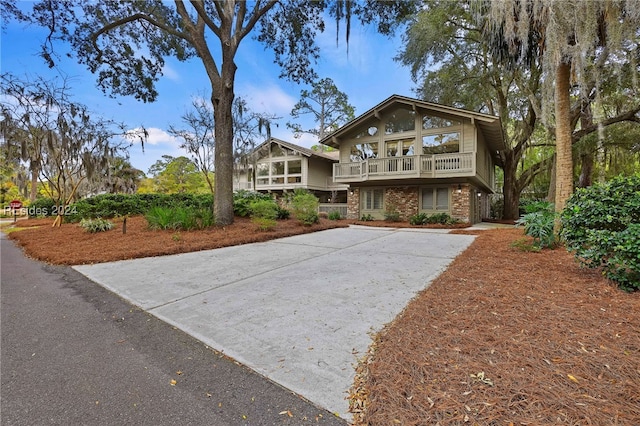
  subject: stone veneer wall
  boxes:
[346,184,477,223]
[346,187,360,220]
[451,184,471,223]
[384,187,419,221]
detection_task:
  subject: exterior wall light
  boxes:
[457,184,462,194]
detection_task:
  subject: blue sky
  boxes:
[1,7,417,175]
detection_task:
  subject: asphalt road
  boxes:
[0,234,346,426]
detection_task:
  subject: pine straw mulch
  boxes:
[5,215,350,265]
[6,218,639,425]
[349,228,640,425]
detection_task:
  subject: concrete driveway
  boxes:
[74,225,475,419]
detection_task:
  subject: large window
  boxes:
[362,188,384,210]
[422,132,460,154]
[255,158,304,186]
[385,108,416,134]
[386,139,414,157]
[355,125,379,138]
[423,115,460,129]
[421,187,449,211]
[350,143,379,161]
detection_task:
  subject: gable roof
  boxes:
[252,137,338,162]
[319,94,505,158]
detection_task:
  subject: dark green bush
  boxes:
[360,214,374,221]
[145,205,215,231]
[409,212,457,225]
[233,190,272,217]
[67,193,214,222]
[561,174,640,291]
[515,201,557,249]
[290,189,319,226]
[28,197,56,217]
[249,199,279,220]
[328,210,342,220]
[275,205,291,220]
[409,212,429,225]
[384,204,401,222]
[427,212,453,224]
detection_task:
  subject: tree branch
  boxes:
[572,106,640,143]
[189,0,221,38]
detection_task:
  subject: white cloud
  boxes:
[126,127,184,173]
[162,64,181,81]
[127,127,179,147]
[238,84,297,116]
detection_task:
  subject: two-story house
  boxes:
[319,95,505,223]
[234,137,348,205]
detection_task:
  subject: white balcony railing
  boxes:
[333,153,475,182]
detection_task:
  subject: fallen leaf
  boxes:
[176,370,183,375]
[567,374,579,383]
[170,379,177,386]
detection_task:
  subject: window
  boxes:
[421,187,449,211]
[422,115,460,129]
[386,138,414,157]
[350,143,378,161]
[422,132,460,154]
[385,108,416,134]
[272,161,285,175]
[354,125,379,138]
[287,160,302,174]
[362,188,384,210]
[255,158,303,186]
[257,163,269,177]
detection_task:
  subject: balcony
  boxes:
[333,153,475,183]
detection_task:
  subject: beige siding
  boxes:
[307,157,332,189]
[461,122,474,153]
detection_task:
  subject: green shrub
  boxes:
[561,174,640,291]
[249,199,279,220]
[384,204,401,222]
[67,193,214,222]
[360,214,374,221]
[384,211,401,222]
[328,210,342,220]
[290,189,319,226]
[409,212,428,225]
[515,201,556,249]
[145,206,214,231]
[28,198,56,217]
[79,218,114,233]
[233,190,272,217]
[252,217,277,231]
[427,212,453,225]
[146,206,179,230]
[275,205,291,220]
[409,212,458,226]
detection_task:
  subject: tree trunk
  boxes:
[547,153,556,203]
[554,61,574,231]
[30,167,38,202]
[577,152,593,188]
[502,152,520,220]
[212,58,237,226]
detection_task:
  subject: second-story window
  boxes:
[350,143,378,161]
[422,132,460,154]
[385,108,416,134]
